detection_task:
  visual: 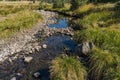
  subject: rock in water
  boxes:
[10,77,16,80]
[42,44,47,49]
[24,57,33,63]
[33,72,41,78]
[75,42,94,57]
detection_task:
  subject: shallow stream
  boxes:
[0,12,77,80]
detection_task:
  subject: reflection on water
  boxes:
[42,35,77,53]
[49,17,68,28]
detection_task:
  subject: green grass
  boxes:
[50,55,87,80]
[79,11,111,28]
[0,10,42,38]
[76,28,120,53]
[88,48,120,80]
[42,3,71,12]
[0,3,39,16]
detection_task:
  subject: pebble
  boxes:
[24,57,33,63]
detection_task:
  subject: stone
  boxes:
[29,50,33,54]
[36,46,41,51]
[42,44,47,49]
[24,57,33,63]
[17,73,22,76]
[8,58,12,63]
[75,42,94,57]
[31,48,35,52]
[33,72,41,78]
[97,21,105,27]
[61,54,68,58]
[10,77,16,80]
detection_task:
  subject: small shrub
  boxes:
[70,0,88,10]
[53,0,64,8]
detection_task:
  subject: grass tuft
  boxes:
[50,56,87,80]
[88,48,120,80]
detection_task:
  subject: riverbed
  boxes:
[0,10,77,80]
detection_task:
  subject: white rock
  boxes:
[29,50,33,54]
[10,77,16,80]
[17,73,22,76]
[33,72,41,78]
[42,44,47,49]
[24,57,33,63]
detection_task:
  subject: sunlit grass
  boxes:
[0,2,39,16]
[73,3,95,15]
[0,10,42,38]
[50,56,87,80]
[88,48,120,80]
[76,28,120,53]
[77,11,112,28]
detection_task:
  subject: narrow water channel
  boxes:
[38,15,76,80]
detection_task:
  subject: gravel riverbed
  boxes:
[0,10,74,80]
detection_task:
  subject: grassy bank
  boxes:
[0,2,39,16]
[74,2,120,80]
[0,10,42,38]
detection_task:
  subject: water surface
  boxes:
[49,17,68,28]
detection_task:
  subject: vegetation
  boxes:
[88,48,120,80]
[73,1,120,80]
[40,0,120,80]
[76,28,120,53]
[0,0,120,80]
[50,55,87,80]
[53,0,65,8]
[0,10,42,38]
[70,0,88,10]
[0,3,39,16]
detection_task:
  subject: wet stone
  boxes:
[10,77,16,80]
[33,72,41,78]
[24,57,33,63]
[42,44,47,49]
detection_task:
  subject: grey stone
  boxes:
[17,73,22,76]
[33,72,41,78]
[42,44,47,49]
[24,57,33,63]
[75,42,94,57]
[10,77,16,80]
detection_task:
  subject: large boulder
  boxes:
[75,42,94,57]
